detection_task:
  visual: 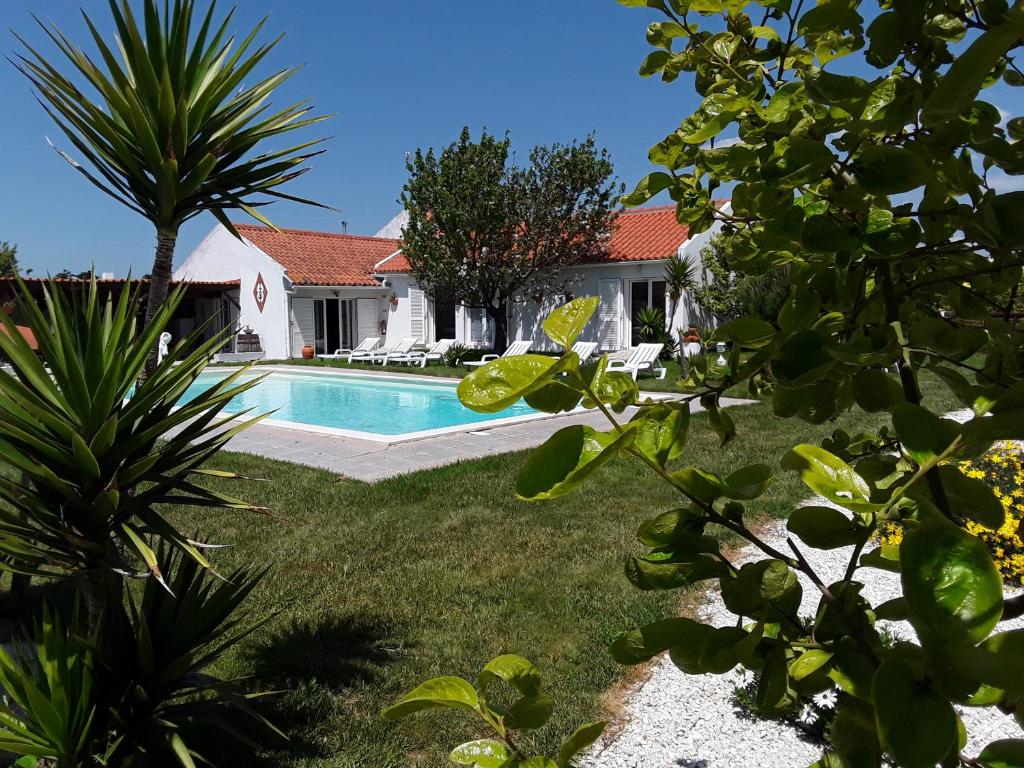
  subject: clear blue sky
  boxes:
[1,0,693,276]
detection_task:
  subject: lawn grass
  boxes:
[164,367,958,767]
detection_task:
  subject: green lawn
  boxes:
[164,369,959,767]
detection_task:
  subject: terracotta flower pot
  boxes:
[302,344,315,359]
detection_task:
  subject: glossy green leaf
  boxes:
[978,740,1024,768]
[458,355,562,413]
[787,506,861,550]
[609,617,708,664]
[852,369,904,413]
[901,513,1003,647]
[543,297,600,348]
[449,739,511,767]
[853,145,930,194]
[558,722,606,768]
[782,444,875,512]
[717,317,776,348]
[478,655,542,697]
[873,659,958,768]
[625,550,728,591]
[516,425,634,501]
[380,676,479,720]
[789,650,833,680]
[892,403,960,466]
[631,402,690,467]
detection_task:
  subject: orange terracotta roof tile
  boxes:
[235,224,401,286]
[375,205,693,273]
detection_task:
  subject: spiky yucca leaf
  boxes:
[12,0,331,236]
[0,275,268,586]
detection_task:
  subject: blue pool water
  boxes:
[181,370,539,435]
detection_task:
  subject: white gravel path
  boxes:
[584,428,1022,768]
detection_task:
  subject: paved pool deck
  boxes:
[205,368,755,481]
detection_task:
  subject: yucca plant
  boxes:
[12,0,331,372]
[663,253,698,337]
[0,276,266,633]
[0,605,103,768]
[104,545,280,767]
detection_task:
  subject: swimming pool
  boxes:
[181,367,546,441]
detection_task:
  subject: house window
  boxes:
[628,279,667,345]
[313,298,356,354]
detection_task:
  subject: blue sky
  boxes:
[2,2,1018,276]
[1,0,691,276]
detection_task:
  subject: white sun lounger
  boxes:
[607,343,666,380]
[571,341,598,363]
[318,337,380,362]
[363,336,419,365]
[463,339,532,369]
[390,338,456,368]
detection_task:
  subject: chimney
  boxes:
[341,220,348,235]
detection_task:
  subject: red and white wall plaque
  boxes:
[253,272,268,313]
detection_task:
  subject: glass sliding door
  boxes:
[313,298,356,354]
[628,279,668,345]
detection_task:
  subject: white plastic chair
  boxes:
[365,336,419,365]
[607,343,666,380]
[463,339,532,369]
[571,341,598,363]
[318,337,380,362]
[390,338,456,368]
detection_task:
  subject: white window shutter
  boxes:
[469,308,485,344]
[597,279,623,350]
[290,298,314,357]
[356,298,379,343]
[409,284,426,342]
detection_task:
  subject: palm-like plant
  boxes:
[13,0,330,372]
[664,253,698,328]
[0,276,266,632]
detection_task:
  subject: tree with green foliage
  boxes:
[693,233,790,323]
[387,0,1024,764]
[402,127,621,353]
[13,0,330,375]
[0,242,20,277]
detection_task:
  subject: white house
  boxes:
[174,205,724,358]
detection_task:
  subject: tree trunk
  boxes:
[141,228,178,380]
[80,538,125,641]
[486,302,509,354]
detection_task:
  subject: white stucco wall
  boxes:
[174,225,292,359]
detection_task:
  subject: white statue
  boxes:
[158,332,172,364]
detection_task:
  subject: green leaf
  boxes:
[978,740,1024,768]
[609,617,707,664]
[717,317,776,348]
[787,506,861,549]
[478,655,542,697]
[852,369,904,412]
[922,6,1024,124]
[516,425,634,501]
[622,172,673,206]
[380,676,479,720]
[625,550,728,591]
[631,403,690,467]
[756,647,796,715]
[505,693,553,729]
[873,659,958,768]
[449,739,511,767]
[892,403,960,466]
[557,722,606,768]
[801,214,860,252]
[458,355,561,413]
[635,507,707,546]
[544,297,600,348]
[720,559,802,621]
[853,145,930,194]
[782,445,876,512]
[901,512,1003,647]
[789,650,833,680]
